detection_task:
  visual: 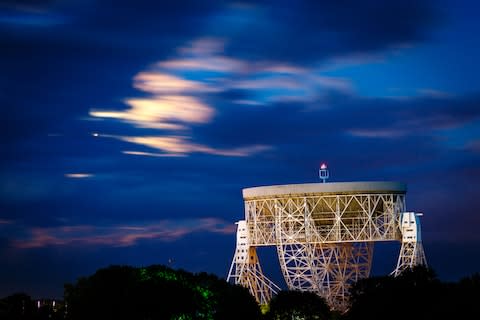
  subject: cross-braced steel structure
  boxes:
[227,182,427,312]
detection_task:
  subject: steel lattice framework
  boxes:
[227,182,427,312]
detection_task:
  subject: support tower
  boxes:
[227,181,427,312]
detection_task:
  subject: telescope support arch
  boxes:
[227,182,428,312]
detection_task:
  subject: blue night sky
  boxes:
[1,0,480,298]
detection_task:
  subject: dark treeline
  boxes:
[0,293,64,320]
[347,266,480,320]
[1,265,479,320]
[64,265,260,320]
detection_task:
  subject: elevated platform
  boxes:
[243,181,406,199]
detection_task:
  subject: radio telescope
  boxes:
[227,178,427,312]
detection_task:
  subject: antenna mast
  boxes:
[319,163,329,183]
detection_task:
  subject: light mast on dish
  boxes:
[319,162,329,183]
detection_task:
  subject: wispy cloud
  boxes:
[64,173,93,179]
[0,219,13,225]
[318,52,385,72]
[178,37,226,56]
[417,88,452,98]
[89,36,356,157]
[118,136,270,157]
[133,72,219,94]
[347,128,406,139]
[122,150,186,157]
[91,95,214,130]
[12,218,236,249]
[231,77,302,90]
[159,57,245,73]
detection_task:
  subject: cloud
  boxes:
[231,77,301,90]
[0,1,68,27]
[118,135,270,157]
[122,150,186,157]
[88,33,356,157]
[157,37,354,99]
[0,0,224,156]
[212,0,438,64]
[91,95,214,130]
[347,128,406,139]
[417,88,452,98]
[64,173,93,179]
[159,56,243,72]
[11,218,236,249]
[196,93,480,149]
[11,217,235,249]
[133,72,219,94]
[177,37,226,56]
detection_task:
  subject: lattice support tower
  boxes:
[227,221,281,305]
[226,182,427,312]
[393,211,427,276]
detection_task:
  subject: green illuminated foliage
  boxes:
[64,264,260,320]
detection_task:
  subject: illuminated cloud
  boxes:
[120,136,197,154]
[133,72,218,94]
[64,173,93,178]
[178,37,226,56]
[262,64,307,74]
[159,56,245,73]
[231,77,301,90]
[122,150,186,157]
[0,219,13,225]
[12,218,236,248]
[89,36,356,157]
[90,95,214,130]
[118,136,270,157]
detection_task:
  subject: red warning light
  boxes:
[320,163,327,170]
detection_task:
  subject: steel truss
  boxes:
[393,212,427,276]
[227,221,281,304]
[227,190,427,312]
[276,242,373,311]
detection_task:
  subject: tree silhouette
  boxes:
[64,264,261,320]
[0,293,35,320]
[446,273,480,319]
[347,266,444,320]
[265,290,331,320]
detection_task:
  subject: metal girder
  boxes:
[247,194,404,246]
[276,242,373,311]
[227,186,427,312]
[227,221,281,305]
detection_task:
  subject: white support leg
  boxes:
[393,212,427,276]
[227,221,281,305]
